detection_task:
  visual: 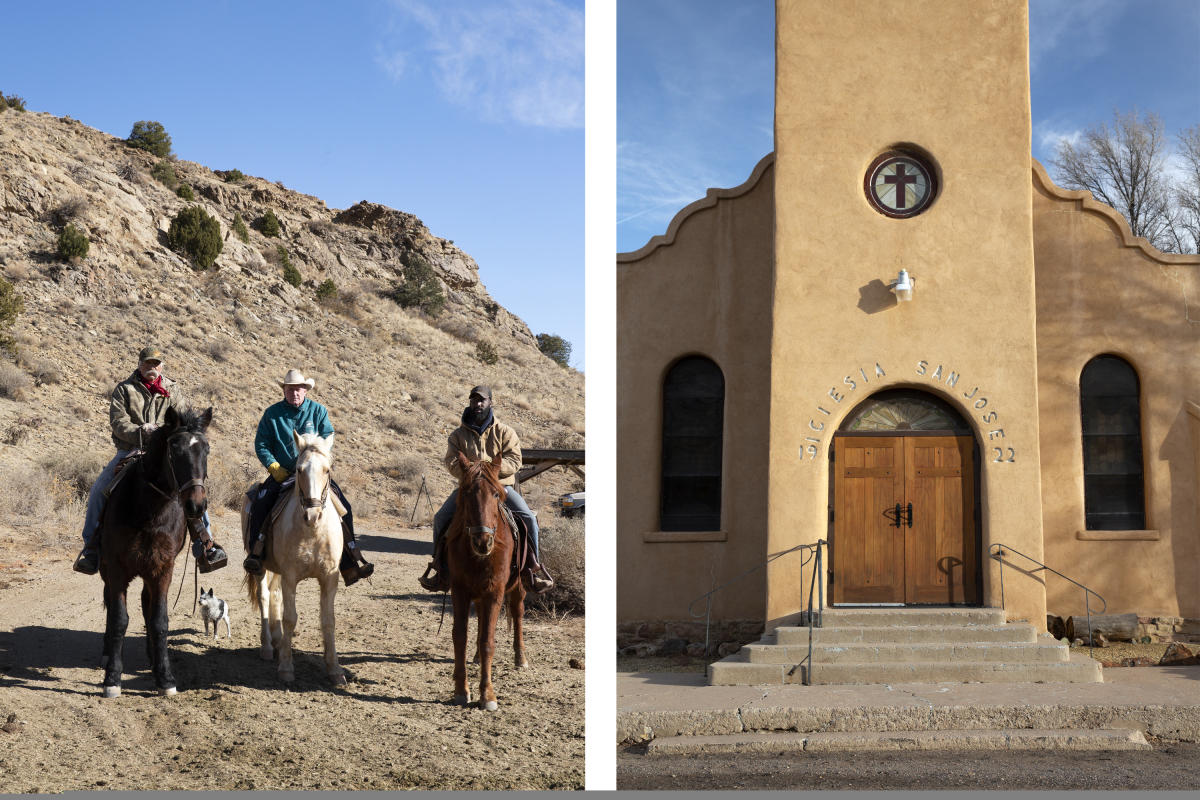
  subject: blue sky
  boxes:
[0,0,584,369]
[617,0,1200,254]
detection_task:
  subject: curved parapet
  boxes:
[618,152,776,263]
[1031,158,1200,267]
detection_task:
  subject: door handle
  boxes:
[905,502,913,528]
[892,503,902,528]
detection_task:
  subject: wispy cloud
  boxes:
[1034,120,1083,159]
[1028,0,1124,73]
[380,0,583,129]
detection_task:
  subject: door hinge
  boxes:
[828,506,835,523]
[828,572,834,585]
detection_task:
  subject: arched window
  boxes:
[660,356,724,531]
[1080,355,1145,530]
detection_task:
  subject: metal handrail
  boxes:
[988,542,1107,659]
[688,539,827,685]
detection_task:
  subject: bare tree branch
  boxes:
[1174,125,1200,254]
[1052,110,1181,252]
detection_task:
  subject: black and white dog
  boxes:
[198,587,232,640]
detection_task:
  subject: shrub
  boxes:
[232,213,249,243]
[529,515,585,614]
[537,333,572,368]
[116,162,140,183]
[380,454,424,483]
[42,450,109,500]
[386,253,445,316]
[278,246,301,286]
[167,206,222,270]
[0,361,31,399]
[50,197,88,228]
[315,278,338,301]
[1,92,27,112]
[221,168,245,183]
[176,184,194,200]
[260,209,281,237]
[151,160,178,189]
[56,224,89,261]
[475,340,499,365]
[126,120,172,158]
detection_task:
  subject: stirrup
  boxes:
[193,540,228,573]
[418,561,448,592]
[73,547,99,575]
[524,564,555,594]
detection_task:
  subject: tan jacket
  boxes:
[109,371,187,450]
[444,417,522,487]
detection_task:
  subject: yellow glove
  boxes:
[267,462,290,482]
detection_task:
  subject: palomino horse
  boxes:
[243,431,345,685]
[446,452,529,710]
[98,406,213,698]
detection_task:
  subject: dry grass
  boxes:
[0,362,32,400]
[530,514,584,614]
[41,449,109,500]
[0,459,84,529]
[207,456,258,511]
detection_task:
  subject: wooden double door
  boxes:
[832,435,979,605]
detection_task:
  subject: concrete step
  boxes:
[708,652,1102,686]
[820,607,1006,627]
[775,623,1037,646]
[798,654,1102,685]
[645,728,1150,754]
[744,640,1068,665]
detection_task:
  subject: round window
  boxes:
[865,150,937,218]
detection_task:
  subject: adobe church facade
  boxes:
[617,0,1200,646]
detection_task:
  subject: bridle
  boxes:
[146,432,207,517]
[297,448,330,512]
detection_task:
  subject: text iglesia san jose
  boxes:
[799,362,1017,464]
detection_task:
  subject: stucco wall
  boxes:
[616,156,776,632]
[770,0,1047,628]
[1032,161,1200,618]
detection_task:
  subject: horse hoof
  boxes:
[279,671,295,684]
[102,685,121,699]
[516,659,530,670]
[482,700,499,712]
[331,673,347,687]
[451,693,470,706]
[159,686,177,697]
[259,647,274,661]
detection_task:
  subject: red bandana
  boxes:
[141,374,170,397]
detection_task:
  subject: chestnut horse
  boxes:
[243,432,345,685]
[98,406,213,698]
[446,452,528,710]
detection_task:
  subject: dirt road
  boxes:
[0,513,585,791]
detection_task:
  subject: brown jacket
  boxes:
[109,371,187,450]
[444,416,522,487]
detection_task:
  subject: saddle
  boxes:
[501,505,540,585]
[101,449,145,498]
[242,478,348,550]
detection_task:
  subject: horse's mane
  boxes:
[174,408,209,436]
[459,457,505,494]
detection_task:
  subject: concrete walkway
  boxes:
[618,666,1200,749]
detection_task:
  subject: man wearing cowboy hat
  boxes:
[73,346,228,574]
[418,384,554,593]
[243,368,374,585]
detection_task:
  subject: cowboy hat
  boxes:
[279,369,315,389]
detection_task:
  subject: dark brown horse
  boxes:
[98,406,212,698]
[446,452,528,710]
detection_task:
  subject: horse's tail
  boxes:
[244,571,263,616]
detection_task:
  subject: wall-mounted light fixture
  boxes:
[890,269,915,302]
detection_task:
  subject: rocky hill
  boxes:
[0,109,584,535]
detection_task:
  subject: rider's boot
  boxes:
[523,551,555,595]
[73,531,101,575]
[188,517,228,573]
[243,530,267,575]
[418,536,449,592]
[339,524,374,587]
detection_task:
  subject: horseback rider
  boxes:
[73,346,228,574]
[242,369,374,586]
[418,385,554,594]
